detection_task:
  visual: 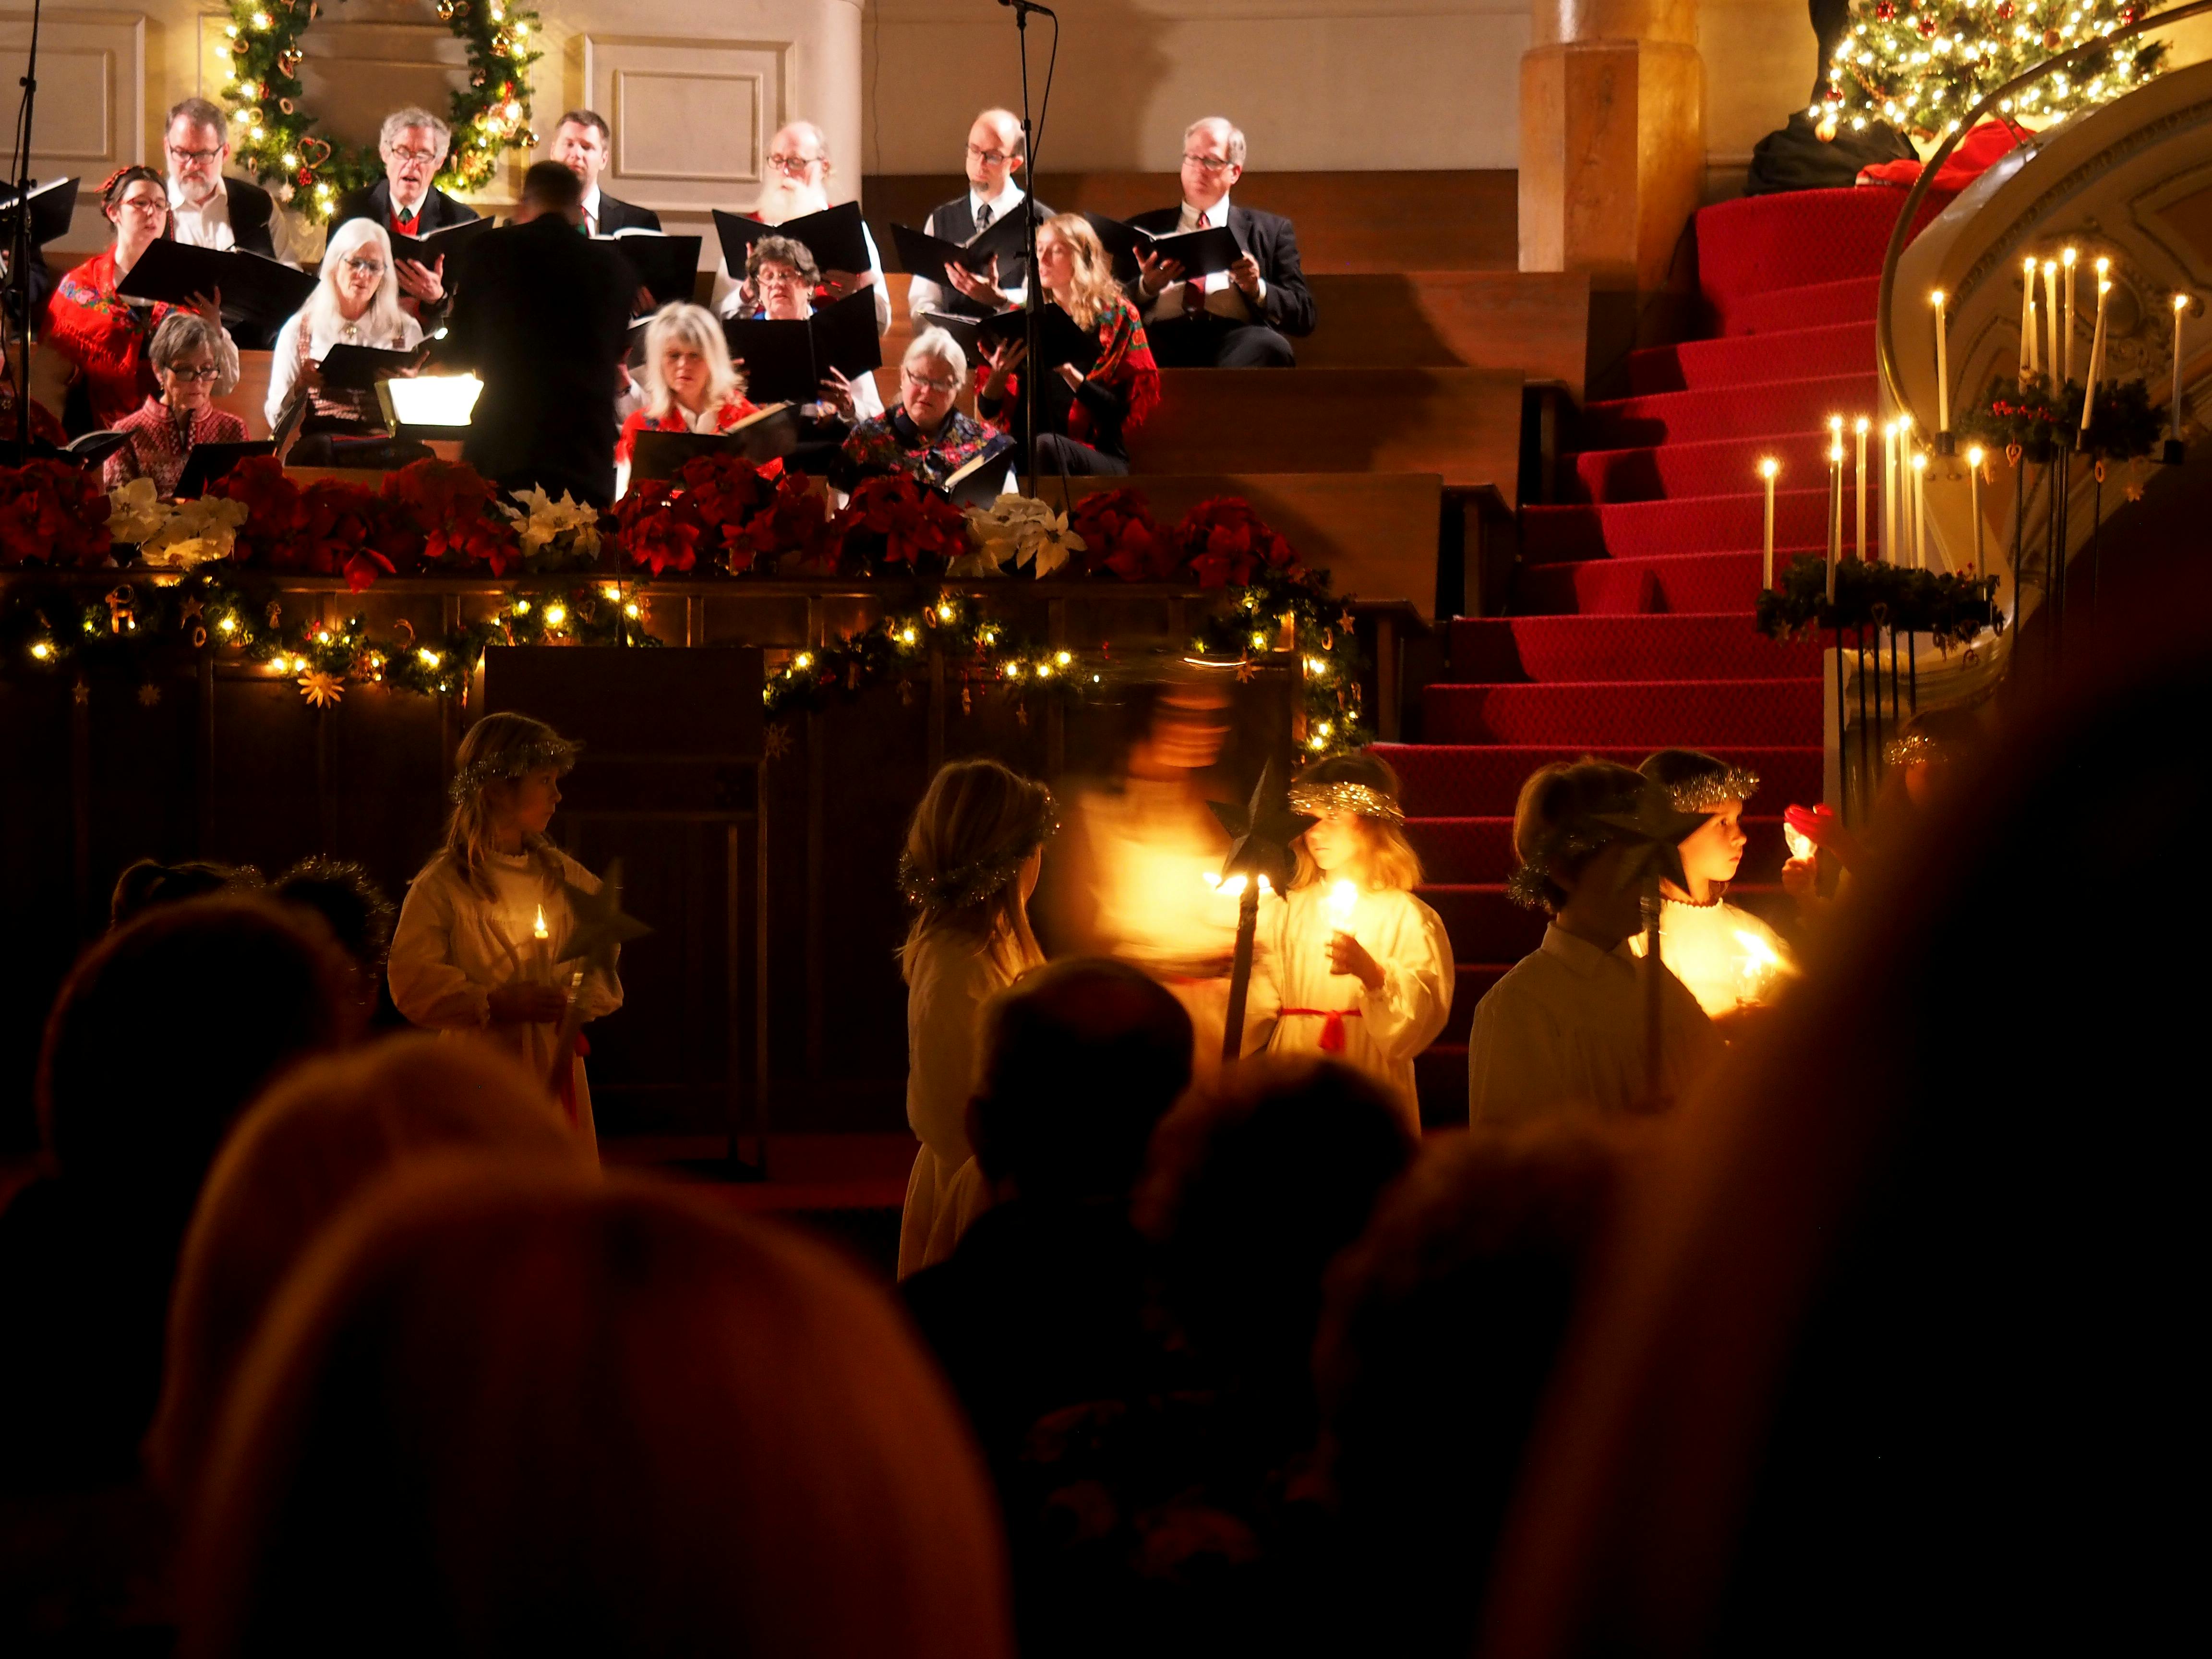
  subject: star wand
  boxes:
[544,858,652,1099]
[1208,760,1315,1064]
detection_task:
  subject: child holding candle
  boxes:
[1627,750,1795,1022]
[388,712,623,1156]
[1263,754,1453,1133]
[896,757,1058,1277]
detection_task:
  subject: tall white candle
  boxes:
[1931,291,1950,433]
[2062,247,2078,382]
[2081,271,2110,436]
[1853,418,1868,564]
[1911,449,1929,569]
[2022,256,2039,379]
[1759,457,1779,588]
[1882,421,1897,561]
[1965,445,1985,579]
[2043,261,2061,389]
[1827,441,1842,600]
[2173,293,2191,444]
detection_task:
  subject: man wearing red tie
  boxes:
[333,108,481,327]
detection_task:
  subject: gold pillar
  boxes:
[1520,0,1705,302]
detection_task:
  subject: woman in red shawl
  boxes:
[42,166,239,431]
[976,212,1159,476]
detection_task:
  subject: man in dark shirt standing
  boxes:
[438,162,635,507]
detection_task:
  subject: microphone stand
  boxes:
[9,0,46,453]
[1006,0,1057,494]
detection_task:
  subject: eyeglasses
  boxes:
[965,144,1014,167]
[766,152,822,176]
[385,146,441,166]
[165,363,221,383]
[168,145,223,164]
[341,256,387,276]
[902,366,958,395]
[1182,153,1234,173]
[118,195,168,214]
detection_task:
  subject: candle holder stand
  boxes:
[1936,431,1957,457]
[2161,437,2186,465]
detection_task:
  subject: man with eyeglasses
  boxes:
[548,109,661,237]
[904,108,1054,320]
[1126,117,1313,369]
[163,96,299,348]
[334,109,482,325]
[708,121,890,337]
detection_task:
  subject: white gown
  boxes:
[1263,883,1454,1134]
[387,847,624,1156]
[1467,925,1723,1128]
[898,929,1012,1278]
[1627,894,1795,1018]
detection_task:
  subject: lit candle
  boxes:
[1882,421,1897,562]
[2081,269,2110,435]
[1826,440,1843,600]
[2042,260,2061,389]
[1931,291,1950,433]
[532,903,552,980]
[2021,255,2039,379]
[2173,292,2191,445]
[2062,247,2078,382]
[1327,878,1358,940]
[1911,449,1929,569]
[1758,457,1779,588]
[1853,416,1869,563]
[1733,929,1782,1009]
[1964,445,1985,579]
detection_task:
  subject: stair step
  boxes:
[1409,813,1789,885]
[1449,614,1825,683]
[1569,429,1841,505]
[1516,549,1779,616]
[1627,320,1876,397]
[1375,741,1826,821]
[1579,372,1877,451]
[1523,488,1871,565]
[1725,276,1882,338]
[1422,885,1548,962]
[1423,679,1824,746]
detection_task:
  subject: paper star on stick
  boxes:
[1209,758,1316,893]
[559,858,654,971]
[1591,782,1712,896]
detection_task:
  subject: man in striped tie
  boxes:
[903,108,1054,320]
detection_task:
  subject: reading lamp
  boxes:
[376,373,484,439]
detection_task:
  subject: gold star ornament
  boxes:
[299,671,345,708]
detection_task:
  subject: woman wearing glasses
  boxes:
[99,312,248,497]
[44,165,239,430]
[264,218,428,464]
[833,328,1010,495]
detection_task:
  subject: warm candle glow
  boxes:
[1328,879,1358,928]
[1965,446,1986,581]
[1758,457,1779,480]
[533,905,549,941]
[1965,445,1984,467]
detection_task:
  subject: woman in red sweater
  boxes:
[43,166,239,431]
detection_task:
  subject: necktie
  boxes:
[1181,212,1210,317]
[395,207,417,235]
[974,202,992,232]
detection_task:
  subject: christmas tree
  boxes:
[1815,0,2165,144]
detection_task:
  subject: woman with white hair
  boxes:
[833,326,1010,495]
[613,302,765,495]
[264,217,426,462]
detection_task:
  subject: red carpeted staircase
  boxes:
[1378,186,1934,1127]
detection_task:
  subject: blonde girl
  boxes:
[387,712,623,1155]
[1267,752,1454,1134]
[896,757,1056,1277]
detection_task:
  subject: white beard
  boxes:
[755,175,829,225]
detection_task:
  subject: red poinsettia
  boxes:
[675,454,774,536]
[210,455,303,567]
[383,458,522,574]
[1068,488,1171,581]
[296,479,404,591]
[723,471,829,573]
[613,481,702,576]
[830,473,970,572]
[1172,496,1300,589]
[0,461,112,568]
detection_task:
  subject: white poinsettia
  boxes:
[141,495,250,568]
[963,492,1085,577]
[106,478,173,547]
[500,486,603,559]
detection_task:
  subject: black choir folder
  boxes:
[917,303,1100,376]
[628,405,803,482]
[0,177,79,246]
[710,202,871,278]
[889,215,1033,311]
[721,289,882,406]
[174,440,277,500]
[595,230,704,311]
[115,240,319,329]
[386,214,497,267]
[1084,215,1242,282]
[317,342,430,390]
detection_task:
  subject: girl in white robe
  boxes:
[896,757,1057,1278]
[1266,754,1454,1134]
[388,713,622,1158]
[1628,749,1795,1021]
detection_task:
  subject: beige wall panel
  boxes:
[1699,0,1814,180]
[583,35,787,205]
[3,7,144,246]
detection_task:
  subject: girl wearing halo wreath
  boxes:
[1265,753,1454,1134]
[388,712,624,1156]
[896,758,1057,1278]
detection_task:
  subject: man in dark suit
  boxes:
[333,108,481,324]
[549,109,662,237]
[1127,116,1315,368]
[162,97,299,348]
[436,161,634,508]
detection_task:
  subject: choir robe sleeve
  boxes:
[1358,895,1454,1063]
[387,869,491,1030]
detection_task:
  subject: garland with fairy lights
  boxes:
[1815,1,2161,146]
[1757,553,2003,651]
[218,0,543,223]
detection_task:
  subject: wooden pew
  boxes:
[1125,367,1523,507]
[214,349,276,441]
[862,170,1519,276]
[1033,469,1444,619]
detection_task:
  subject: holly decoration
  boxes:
[1818,0,2164,145]
[219,0,543,222]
